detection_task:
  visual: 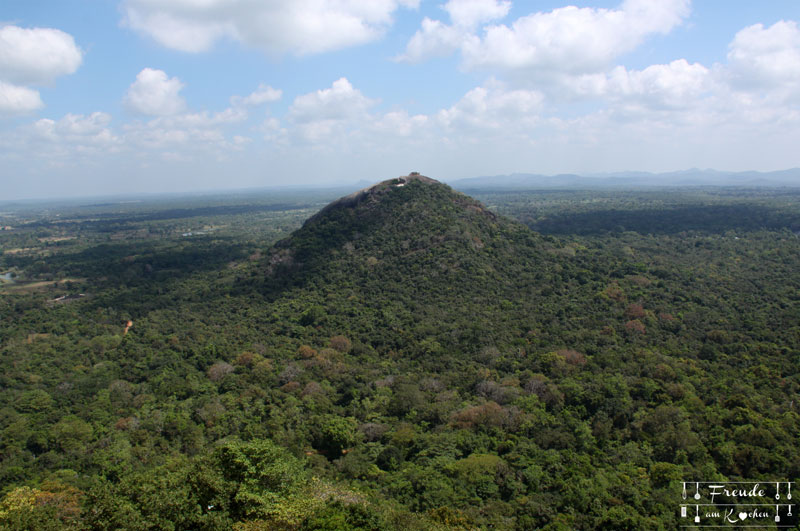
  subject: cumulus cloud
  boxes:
[122,0,420,55]
[371,110,428,137]
[401,18,466,61]
[446,0,511,29]
[562,59,718,110]
[401,0,690,72]
[0,81,44,115]
[463,0,690,72]
[399,0,510,62]
[0,25,83,85]
[0,25,83,115]
[33,113,102,138]
[437,81,543,132]
[599,60,713,109]
[122,102,250,157]
[125,122,224,150]
[135,107,246,131]
[290,78,375,121]
[232,84,282,106]
[10,6,800,193]
[125,68,186,116]
[726,20,800,97]
[121,68,256,152]
[26,112,119,156]
[281,78,433,148]
[53,112,114,136]
[288,77,377,142]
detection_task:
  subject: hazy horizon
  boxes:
[4,167,800,205]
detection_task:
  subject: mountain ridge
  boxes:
[450,168,800,189]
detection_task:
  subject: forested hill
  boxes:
[1,178,799,529]
[241,173,568,367]
[264,173,508,283]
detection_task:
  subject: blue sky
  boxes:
[2,0,800,199]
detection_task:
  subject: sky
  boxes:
[2,0,800,199]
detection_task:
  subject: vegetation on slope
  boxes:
[1,179,799,529]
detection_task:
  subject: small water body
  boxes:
[0,272,16,283]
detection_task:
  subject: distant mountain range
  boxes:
[448,168,800,189]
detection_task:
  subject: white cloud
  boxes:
[290,78,375,121]
[123,6,231,53]
[401,0,690,72]
[0,25,83,85]
[0,112,116,167]
[437,81,543,132]
[123,103,249,156]
[231,135,251,149]
[54,112,114,136]
[0,81,44,115]
[398,0,509,62]
[5,84,250,167]
[462,0,690,72]
[400,18,465,61]
[280,79,432,149]
[125,123,221,150]
[288,77,377,142]
[726,20,800,97]
[54,70,255,159]
[232,84,282,106]
[445,0,510,29]
[605,59,712,109]
[125,68,186,116]
[26,112,119,157]
[9,7,800,198]
[621,0,692,35]
[154,107,248,128]
[371,110,428,137]
[0,25,82,115]
[122,0,420,55]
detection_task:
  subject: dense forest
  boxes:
[1,176,799,529]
